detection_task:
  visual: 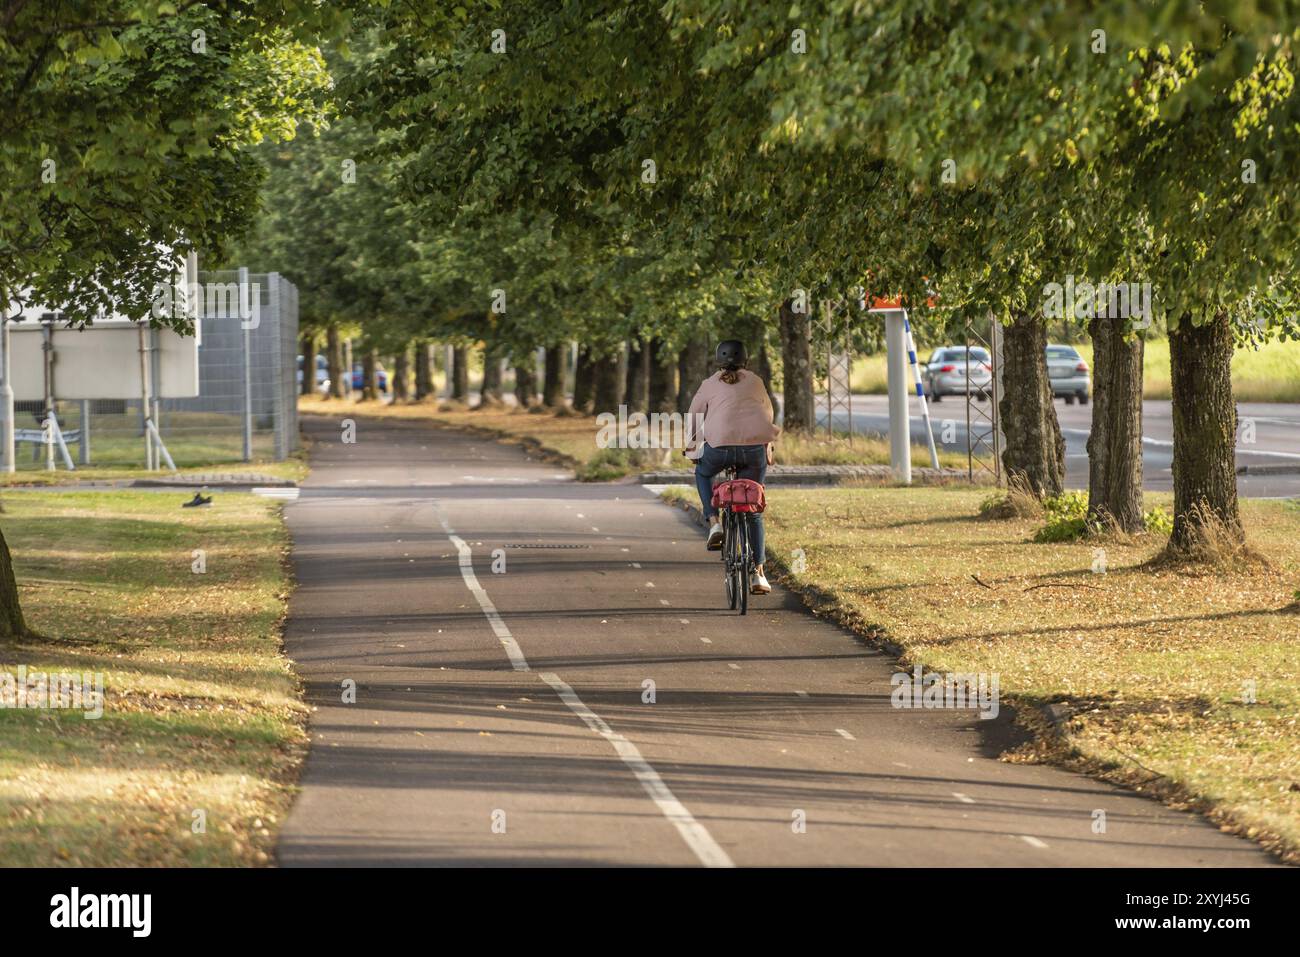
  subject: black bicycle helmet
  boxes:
[715,339,747,370]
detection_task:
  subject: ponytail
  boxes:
[719,369,741,385]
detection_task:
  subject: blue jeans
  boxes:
[695,443,766,565]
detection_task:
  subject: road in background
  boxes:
[818,396,1300,497]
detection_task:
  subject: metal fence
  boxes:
[12,270,299,471]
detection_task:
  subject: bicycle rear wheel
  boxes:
[723,511,739,609]
[736,514,749,615]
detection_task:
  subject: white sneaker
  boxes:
[706,523,723,550]
[750,569,771,595]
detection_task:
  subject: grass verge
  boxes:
[0,456,308,488]
[660,484,1300,862]
[0,490,305,865]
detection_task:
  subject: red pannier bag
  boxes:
[711,478,767,513]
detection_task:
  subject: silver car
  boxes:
[1046,344,1090,404]
[922,346,993,402]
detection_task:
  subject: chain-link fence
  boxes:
[12,270,298,471]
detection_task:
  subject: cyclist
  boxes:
[683,339,779,595]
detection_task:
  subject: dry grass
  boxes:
[299,395,980,478]
[0,491,304,866]
[1153,502,1270,572]
[977,475,1044,520]
[664,484,1300,862]
[301,394,600,465]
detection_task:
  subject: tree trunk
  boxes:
[572,345,595,414]
[543,344,566,408]
[676,335,710,412]
[625,339,649,411]
[0,529,28,642]
[592,348,623,412]
[648,337,677,413]
[479,343,503,407]
[616,343,628,402]
[415,342,432,399]
[392,347,410,403]
[1168,310,1243,550]
[327,325,345,399]
[999,313,1065,498]
[300,332,317,396]
[362,350,378,401]
[451,346,469,400]
[514,355,537,409]
[779,299,815,431]
[755,337,779,412]
[1086,314,1144,532]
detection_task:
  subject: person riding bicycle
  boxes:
[683,339,780,595]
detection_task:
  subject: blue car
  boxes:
[351,363,388,393]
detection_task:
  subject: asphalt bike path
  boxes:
[277,415,1274,867]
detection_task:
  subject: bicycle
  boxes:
[712,465,766,615]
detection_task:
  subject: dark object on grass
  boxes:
[182,493,213,508]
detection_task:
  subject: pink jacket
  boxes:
[685,370,781,451]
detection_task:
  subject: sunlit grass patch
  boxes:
[0,491,303,866]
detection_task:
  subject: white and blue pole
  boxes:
[903,310,941,469]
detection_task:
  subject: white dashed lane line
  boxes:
[435,508,733,868]
[539,672,734,868]
[445,531,529,673]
